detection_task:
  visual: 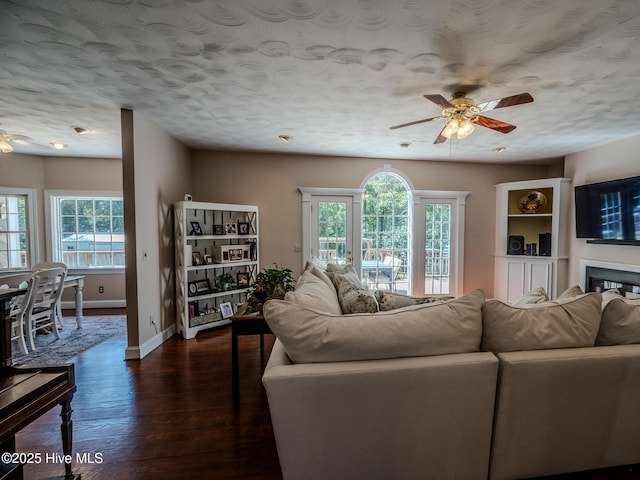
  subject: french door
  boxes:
[299,189,361,270]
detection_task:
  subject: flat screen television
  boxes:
[575,175,640,245]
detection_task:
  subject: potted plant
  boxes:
[247,264,295,312]
[215,272,236,292]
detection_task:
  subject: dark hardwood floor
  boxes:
[13,311,640,479]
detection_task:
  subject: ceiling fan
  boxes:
[0,128,52,153]
[389,92,534,144]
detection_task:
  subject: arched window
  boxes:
[361,173,411,293]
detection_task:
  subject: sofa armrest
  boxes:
[263,340,499,480]
[490,345,640,480]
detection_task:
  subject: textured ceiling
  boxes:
[2,0,640,162]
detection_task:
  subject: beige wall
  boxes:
[192,151,560,297]
[565,133,640,286]
[122,110,191,358]
[0,153,125,306]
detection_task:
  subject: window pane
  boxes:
[78,216,94,233]
[112,216,124,233]
[60,199,76,215]
[62,216,76,233]
[95,216,111,233]
[95,200,111,216]
[112,200,124,216]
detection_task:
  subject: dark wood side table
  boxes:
[231,304,272,408]
[0,288,80,480]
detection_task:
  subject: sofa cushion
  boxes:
[374,290,449,311]
[263,289,485,364]
[511,287,548,306]
[482,293,602,353]
[601,288,624,310]
[285,269,342,315]
[597,297,640,345]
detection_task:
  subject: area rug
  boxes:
[11,315,127,365]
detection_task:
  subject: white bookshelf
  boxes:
[174,201,259,339]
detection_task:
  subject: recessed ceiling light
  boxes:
[399,142,411,148]
[278,135,293,143]
[50,141,68,150]
[493,147,506,153]
[72,126,91,134]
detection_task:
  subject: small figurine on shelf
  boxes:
[247,264,295,312]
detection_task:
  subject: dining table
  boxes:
[59,275,85,328]
[361,260,394,278]
[0,272,86,329]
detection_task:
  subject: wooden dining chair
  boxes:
[32,262,68,331]
[0,272,37,355]
[27,267,66,352]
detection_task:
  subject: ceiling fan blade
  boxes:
[9,134,36,142]
[424,94,454,109]
[476,93,533,112]
[472,115,517,133]
[434,124,449,144]
[389,116,440,130]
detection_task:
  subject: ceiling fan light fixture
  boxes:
[0,140,14,153]
[442,117,460,138]
[50,141,68,150]
[456,119,475,139]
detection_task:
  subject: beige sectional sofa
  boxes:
[262,262,640,480]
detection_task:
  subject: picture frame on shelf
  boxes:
[236,271,250,287]
[190,221,203,235]
[225,222,237,235]
[238,222,250,235]
[212,224,224,235]
[220,301,234,319]
[229,248,244,261]
[192,251,204,266]
[188,279,211,296]
[204,254,214,265]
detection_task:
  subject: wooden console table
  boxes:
[231,304,272,408]
[0,289,79,480]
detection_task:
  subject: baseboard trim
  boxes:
[61,299,126,310]
[125,324,176,360]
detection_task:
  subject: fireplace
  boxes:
[581,260,640,297]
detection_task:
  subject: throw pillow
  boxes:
[375,290,449,311]
[263,289,485,364]
[557,285,584,299]
[326,263,366,288]
[285,269,342,315]
[511,287,548,306]
[333,275,378,313]
[481,293,602,353]
[597,297,640,345]
[325,263,377,313]
[300,260,335,292]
